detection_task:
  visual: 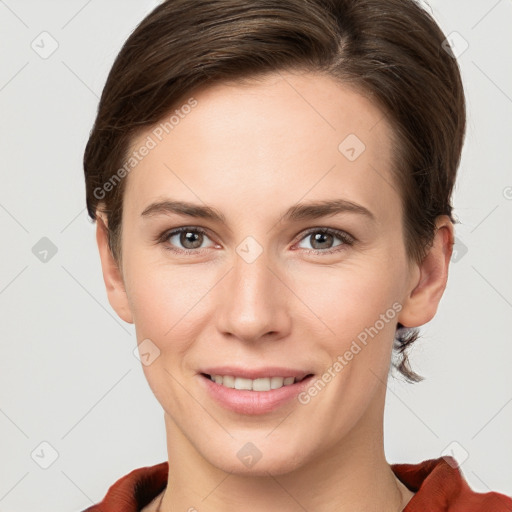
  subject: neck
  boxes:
[156,389,413,512]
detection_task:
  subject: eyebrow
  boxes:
[140,198,376,224]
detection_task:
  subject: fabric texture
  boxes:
[82,456,512,511]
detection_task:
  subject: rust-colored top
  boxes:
[82,456,512,511]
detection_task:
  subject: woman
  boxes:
[82,0,512,510]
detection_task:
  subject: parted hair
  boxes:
[83,0,466,382]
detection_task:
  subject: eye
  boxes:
[157,226,355,256]
[158,226,217,253]
[295,227,355,254]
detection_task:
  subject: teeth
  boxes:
[208,374,298,391]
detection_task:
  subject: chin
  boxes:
[201,437,309,476]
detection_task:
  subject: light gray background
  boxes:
[1,1,511,510]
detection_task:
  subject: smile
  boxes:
[199,371,315,415]
[204,374,305,391]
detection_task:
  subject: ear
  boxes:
[95,213,134,324]
[398,215,454,328]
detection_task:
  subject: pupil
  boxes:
[313,232,331,249]
[182,231,202,249]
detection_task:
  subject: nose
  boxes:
[215,245,292,344]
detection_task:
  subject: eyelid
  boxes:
[292,227,355,253]
[156,225,216,249]
[295,226,355,244]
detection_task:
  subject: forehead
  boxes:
[123,70,400,227]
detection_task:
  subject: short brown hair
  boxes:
[83,0,466,382]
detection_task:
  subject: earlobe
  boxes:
[398,215,454,329]
[95,213,134,324]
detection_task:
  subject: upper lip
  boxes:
[199,366,313,381]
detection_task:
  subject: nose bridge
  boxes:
[216,239,290,340]
[233,244,273,301]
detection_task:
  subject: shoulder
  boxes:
[391,456,512,512]
[81,461,168,512]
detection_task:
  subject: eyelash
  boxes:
[156,226,355,256]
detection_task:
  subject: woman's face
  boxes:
[101,70,426,475]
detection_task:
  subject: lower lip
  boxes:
[199,374,315,415]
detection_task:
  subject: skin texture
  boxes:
[95,70,454,511]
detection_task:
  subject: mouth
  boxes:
[198,370,316,415]
[200,372,314,392]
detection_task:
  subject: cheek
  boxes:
[293,258,401,333]
[124,252,210,334]
[124,256,221,388]
[290,254,404,386]
[125,233,404,355]
[125,260,207,413]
